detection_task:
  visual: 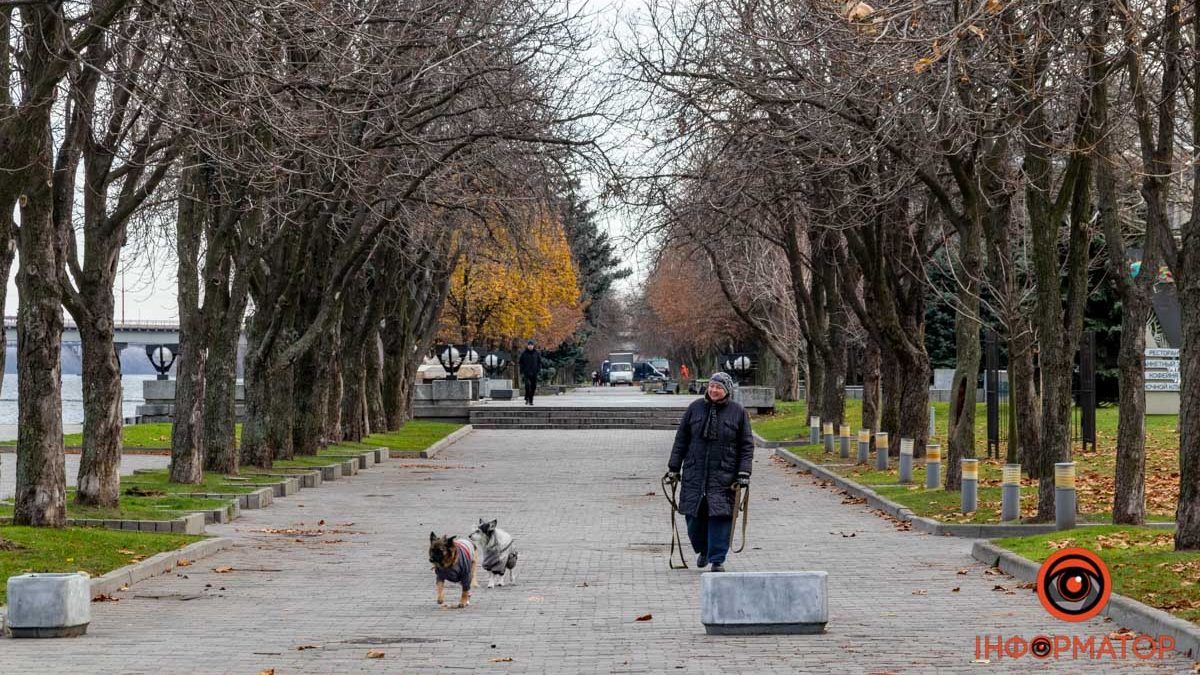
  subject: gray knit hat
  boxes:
[708,371,736,396]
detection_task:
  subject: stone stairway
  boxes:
[469,406,685,430]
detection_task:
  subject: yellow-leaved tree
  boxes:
[440,206,583,351]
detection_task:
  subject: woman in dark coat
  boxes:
[666,371,753,571]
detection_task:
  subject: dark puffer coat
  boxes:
[668,396,754,518]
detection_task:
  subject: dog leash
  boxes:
[729,483,749,554]
[661,473,689,569]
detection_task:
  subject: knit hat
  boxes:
[708,371,736,396]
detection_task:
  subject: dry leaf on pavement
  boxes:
[635,613,653,621]
[491,657,514,663]
[366,650,385,659]
[213,566,234,573]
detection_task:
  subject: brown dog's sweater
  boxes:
[435,539,474,587]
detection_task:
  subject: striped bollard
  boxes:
[839,425,851,459]
[928,406,936,438]
[857,429,870,464]
[875,432,889,471]
[1001,464,1021,522]
[925,444,941,489]
[899,438,914,484]
[961,459,978,513]
[810,416,820,444]
[1055,462,1076,530]
[823,423,834,454]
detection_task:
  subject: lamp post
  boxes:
[147,345,176,381]
[435,343,470,380]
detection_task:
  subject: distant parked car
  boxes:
[633,362,666,382]
[609,362,634,385]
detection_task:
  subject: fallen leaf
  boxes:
[366,650,385,659]
[971,659,990,665]
[952,587,960,592]
[259,670,275,675]
[92,594,120,602]
[318,519,326,525]
[635,613,653,621]
[957,568,969,575]
[992,585,1009,592]
[177,559,192,567]
[118,549,137,555]
[1109,628,1135,640]
[297,645,319,651]
[490,657,514,663]
[912,590,927,595]
[213,566,234,573]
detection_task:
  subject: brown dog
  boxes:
[429,532,478,607]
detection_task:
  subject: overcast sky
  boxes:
[3,0,650,324]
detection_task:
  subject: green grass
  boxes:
[994,526,1200,624]
[0,492,230,522]
[0,526,203,605]
[267,455,350,469]
[0,422,245,448]
[120,469,279,495]
[358,420,464,452]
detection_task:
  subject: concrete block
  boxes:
[181,513,206,535]
[373,448,388,463]
[413,383,434,401]
[6,573,91,638]
[138,520,158,532]
[701,572,828,635]
[319,464,339,481]
[341,459,357,476]
[733,386,775,411]
[491,389,514,400]
[431,379,473,401]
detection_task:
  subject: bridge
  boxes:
[3,316,180,347]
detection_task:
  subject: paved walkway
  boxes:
[1,429,1193,673]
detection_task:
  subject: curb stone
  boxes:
[390,424,474,459]
[971,541,1200,658]
[0,537,235,636]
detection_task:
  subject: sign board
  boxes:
[1146,381,1181,392]
[1146,348,1180,358]
[1146,371,1181,382]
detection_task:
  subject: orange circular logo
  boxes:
[1036,547,1111,622]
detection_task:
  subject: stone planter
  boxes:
[5,573,92,638]
[701,571,827,635]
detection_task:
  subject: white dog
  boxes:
[469,518,519,588]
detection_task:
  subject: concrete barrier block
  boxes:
[319,464,339,481]
[6,573,92,638]
[341,459,357,476]
[701,572,828,635]
[181,513,206,535]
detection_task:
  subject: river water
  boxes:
[0,374,158,425]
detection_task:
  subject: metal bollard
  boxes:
[823,423,834,454]
[1055,462,1076,530]
[857,429,870,464]
[810,416,820,445]
[875,432,889,471]
[1001,464,1021,522]
[899,438,914,483]
[839,425,851,459]
[929,406,936,438]
[925,444,941,489]
[961,458,978,513]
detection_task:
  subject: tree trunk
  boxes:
[292,339,330,456]
[1178,276,1200,547]
[365,325,386,434]
[170,161,207,484]
[880,348,900,446]
[897,352,931,458]
[269,362,296,461]
[1011,329,1042,476]
[805,341,823,421]
[0,237,13,396]
[75,322,122,506]
[240,312,272,469]
[946,216,982,489]
[340,345,368,442]
[14,138,66,527]
[202,327,240,475]
[861,336,882,433]
[1112,296,1149,524]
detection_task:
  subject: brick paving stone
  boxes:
[1,429,1194,673]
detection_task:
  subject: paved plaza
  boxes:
[2,427,1195,673]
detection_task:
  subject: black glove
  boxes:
[665,471,680,484]
[736,472,750,486]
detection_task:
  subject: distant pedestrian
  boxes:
[519,340,542,405]
[680,363,690,381]
[591,370,600,386]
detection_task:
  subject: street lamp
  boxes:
[147,345,177,381]
[483,352,507,377]
[435,343,470,380]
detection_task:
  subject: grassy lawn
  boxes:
[358,421,464,452]
[267,455,350,469]
[121,469,279,495]
[0,491,229,522]
[762,399,1181,522]
[994,526,1200,624]
[0,422,245,449]
[0,526,202,605]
